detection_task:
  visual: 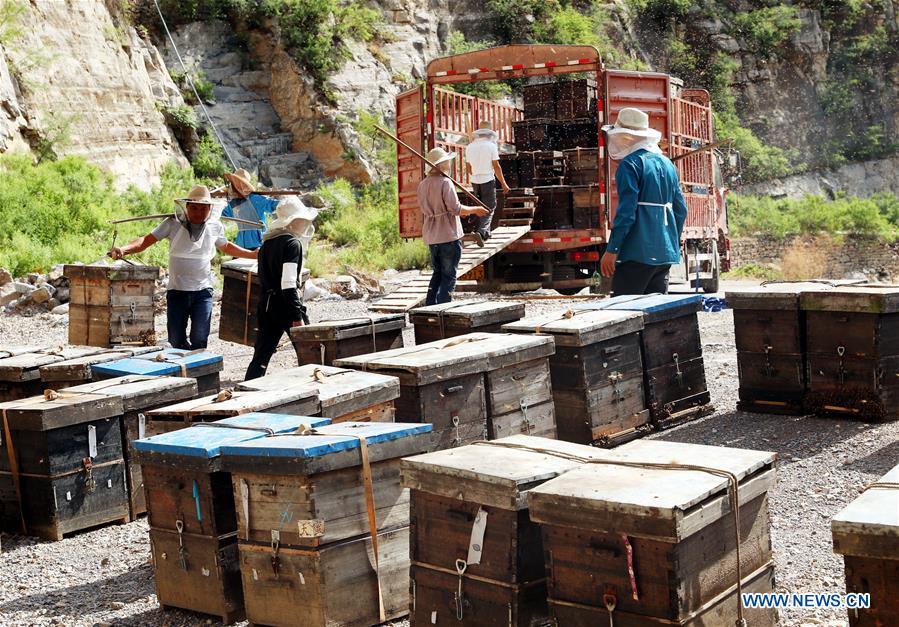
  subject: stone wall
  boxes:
[730,235,899,281]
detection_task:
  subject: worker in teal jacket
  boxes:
[599,107,688,296]
[222,168,279,250]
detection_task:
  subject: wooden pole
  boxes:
[111,213,264,228]
[670,139,733,163]
[374,125,491,212]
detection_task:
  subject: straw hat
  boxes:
[426,147,456,168]
[177,184,215,206]
[224,168,254,196]
[473,120,498,140]
[269,196,319,231]
[601,107,659,139]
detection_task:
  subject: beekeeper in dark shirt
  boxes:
[244,197,317,380]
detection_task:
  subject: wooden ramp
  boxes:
[369,225,530,312]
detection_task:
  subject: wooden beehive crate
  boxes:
[401,435,612,626]
[533,185,573,230]
[564,148,600,186]
[832,463,899,626]
[0,392,128,540]
[0,346,110,401]
[504,309,648,446]
[553,118,598,150]
[410,302,526,344]
[577,294,712,428]
[145,387,319,437]
[570,185,602,229]
[801,287,899,421]
[522,82,556,119]
[727,283,840,415]
[65,263,158,347]
[63,375,198,520]
[555,79,598,121]
[133,413,330,623]
[38,345,160,389]
[335,333,556,450]
[290,314,406,367]
[219,422,432,627]
[528,440,778,626]
[237,364,400,423]
[91,348,224,395]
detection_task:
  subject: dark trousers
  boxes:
[166,288,214,350]
[472,180,497,235]
[611,261,671,296]
[244,309,291,380]
[426,240,462,306]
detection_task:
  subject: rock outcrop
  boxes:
[742,154,899,199]
[0,1,188,189]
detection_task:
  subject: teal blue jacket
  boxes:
[606,149,688,266]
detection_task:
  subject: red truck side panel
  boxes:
[396,86,425,239]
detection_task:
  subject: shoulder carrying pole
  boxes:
[374,125,490,212]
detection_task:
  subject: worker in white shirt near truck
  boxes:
[465,121,511,243]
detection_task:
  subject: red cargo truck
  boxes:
[393,44,730,299]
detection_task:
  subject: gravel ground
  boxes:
[1,280,896,627]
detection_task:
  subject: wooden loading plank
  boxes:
[369,225,530,313]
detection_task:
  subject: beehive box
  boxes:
[499,153,520,189]
[514,121,559,153]
[577,294,711,427]
[555,79,598,121]
[503,309,648,446]
[133,413,330,624]
[570,185,602,229]
[534,186,573,230]
[145,387,319,436]
[290,314,406,367]
[65,263,158,347]
[522,82,556,119]
[219,259,263,347]
[62,375,198,519]
[336,333,557,450]
[218,422,432,627]
[91,348,224,395]
[237,364,400,423]
[727,282,838,415]
[801,287,899,421]
[528,440,778,626]
[38,345,161,389]
[0,346,109,401]
[832,463,899,626]
[564,148,600,186]
[518,151,564,188]
[401,435,612,626]
[0,391,128,540]
[410,302,526,344]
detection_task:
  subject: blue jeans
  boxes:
[426,240,462,306]
[166,288,214,350]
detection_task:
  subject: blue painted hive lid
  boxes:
[92,349,223,377]
[218,421,432,459]
[574,294,702,322]
[132,412,329,458]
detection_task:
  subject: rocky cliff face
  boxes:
[0,0,189,189]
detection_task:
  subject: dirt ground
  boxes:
[0,279,895,627]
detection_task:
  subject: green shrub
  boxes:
[716,113,792,183]
[191,133,229,179]
[0,155,190,275]
[731,6,801,58]
[728,193,899,241]
[352,109,397,171]
[724,263,783,281]
[626,0,691,24]
[163,104,198,128]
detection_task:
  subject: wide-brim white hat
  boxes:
[602,107,661,141]
[426,147,456,167]
[268,196,319,231]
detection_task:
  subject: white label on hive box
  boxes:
[297,519,325,537]
[467,507,488,565]
[138,413,146,439]
[88,425,97,458]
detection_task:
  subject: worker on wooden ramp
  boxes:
[244,197,316,380]
[418,147,488,305]
[222,168,279,250]
[600,107,688,296]
[108,185,258,350]
[465,121,511,242]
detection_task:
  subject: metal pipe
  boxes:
[374,125,491,212]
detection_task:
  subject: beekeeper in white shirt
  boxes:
[465,121,511,241]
